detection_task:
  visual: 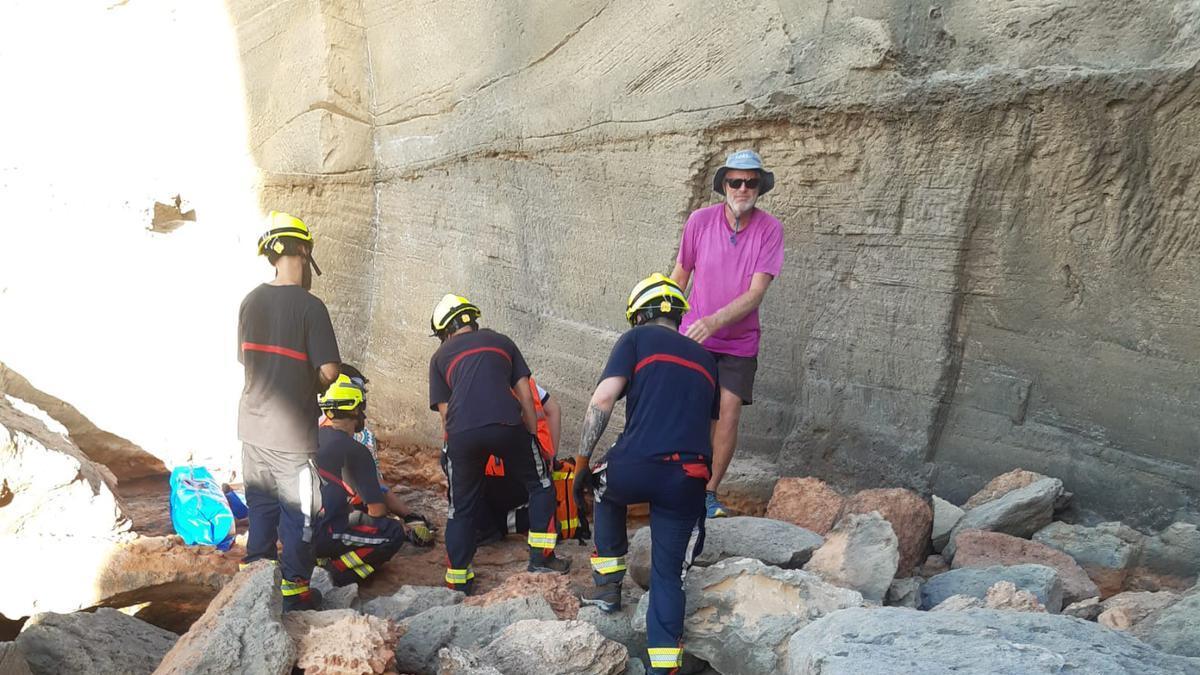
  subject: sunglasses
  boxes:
[725,178,760,190]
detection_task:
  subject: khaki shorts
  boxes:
[712,352,758,405]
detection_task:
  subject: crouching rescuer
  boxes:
[574,274,719,674]
[313,375,407,585]
[428,294,570,593]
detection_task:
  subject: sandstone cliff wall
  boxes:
[1,0,1196,526]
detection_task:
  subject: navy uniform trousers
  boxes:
[591,458,707,673]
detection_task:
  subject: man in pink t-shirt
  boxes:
[670,150,784,518]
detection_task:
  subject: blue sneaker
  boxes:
[705,491,728,518]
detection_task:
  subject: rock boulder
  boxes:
[628,517,823,589]
[765,478,845,535]
[1132,584,1200,657]
[786,607,1200,674]
[283,609,401,675]
[362,585,464,622]
[16,608,176,675]
[964,469,1049,509]
[803,512,899,603]
[943,478,1063,560]
[1033,521,1144,597]
[634,557,862,675]
[920,564,1063,613]
[394,596,557,674]
[478,620,627,675]
[153,561,295,675]
[951,529,1098,604]
[842,488,931,574]
[931,496,964,553]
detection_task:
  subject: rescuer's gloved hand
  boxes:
[403,513,435,546]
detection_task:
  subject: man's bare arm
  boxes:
[318,362,341,388]
[685,272,774,343]
[543,396,562,455]
[670,262,691,294]
[575,376,626,462]
[513,376,539,436]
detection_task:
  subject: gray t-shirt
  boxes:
[238,283,340,454]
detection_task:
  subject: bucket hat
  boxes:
[713,149,775,196]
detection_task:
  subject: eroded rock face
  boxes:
[952,529,1098,604]
[153,561,295,675]
[633,557,863,675]
[16,608,176,675]
[766,478,846,535]
[283,609,402,675]
[479,620,627,675]
[786,608,1200,674]
[803,512,899,603]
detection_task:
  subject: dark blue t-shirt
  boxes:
[429,328,532,435]
[316,426,385,526]
[600,324,720,462]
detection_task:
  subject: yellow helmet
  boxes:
[625,273,689,326]
[318,374,365,417]
[430,293,481,337]
[257,211,322,275]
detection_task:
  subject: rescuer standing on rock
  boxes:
[574,274,720,674]
[237,211,341,611]
[670,150,785,518]
[428,294,570,593]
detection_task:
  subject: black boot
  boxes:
[580,582,621,613]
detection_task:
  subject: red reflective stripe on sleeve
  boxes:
[352,525,380,534]
[634,353,715,387]
[242,342,308,362]
[445,347,512,384]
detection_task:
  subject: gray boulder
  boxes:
[1062,597,1102,621]
[943,478,1063,560]
[931,495,964,553]
[16,608,176,675]
[1139,523,1200,579]
[885,578,922,608]
[0,643,32,675]
[786,607,1200,674]
[1033,521,1144,596]
[478,620,628,675]
[920,564,1064,613]
[803,512,899,603]
[577,585,647,664]
[395,596,557,674]
[1134,584,1200,657]
[153,561,294,675]
[362,584,464,622]
[633,557,862,675]
[310,566,358,610]
[436,645,501,674]
[628,517,823,589]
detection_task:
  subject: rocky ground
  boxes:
[2,395,1199,674]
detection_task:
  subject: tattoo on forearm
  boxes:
[578,403,611,459]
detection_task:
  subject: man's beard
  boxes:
[301,261,313,290]
[726,193,757,219]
